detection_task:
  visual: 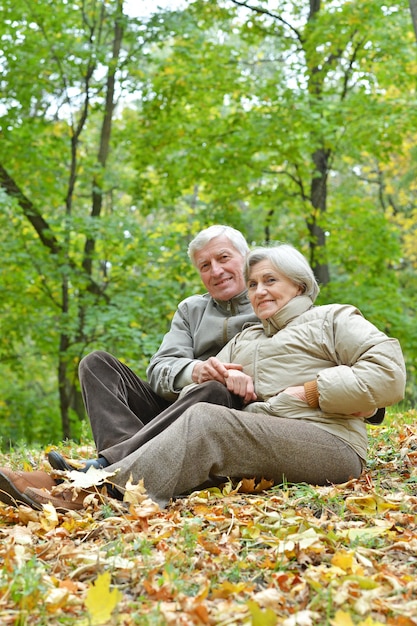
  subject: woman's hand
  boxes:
[283,386,307,402]
[285,385,377,418]
[224,370,257,405]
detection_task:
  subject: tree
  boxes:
[0,0,186,439]
[410,0,417,40]
[1,0,415,442]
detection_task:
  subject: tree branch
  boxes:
[0,164,61,255]
[229,0,303,42]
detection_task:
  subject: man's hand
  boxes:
[192,357,243,385]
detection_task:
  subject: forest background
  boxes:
[1,0,416,445]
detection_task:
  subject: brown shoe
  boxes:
[25,486,88,511]
[0,468,56,509]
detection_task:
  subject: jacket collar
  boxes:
[261,295,314,336]
[213,288,252,313]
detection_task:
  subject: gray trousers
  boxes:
[108,402,363,508]
[79,351,242,464]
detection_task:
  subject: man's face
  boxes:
[194,235,246,301]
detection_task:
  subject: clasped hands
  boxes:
[192,357,305,406]
[193,359,376,416]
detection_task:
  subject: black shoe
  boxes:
[48,450,109,473]
[365,407,386,425]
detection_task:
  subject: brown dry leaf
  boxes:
[0,413,416,624]
[123,475,152,505]
[239,476,275,493]
[9,524,33,545]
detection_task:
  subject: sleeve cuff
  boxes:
[173,361,198,391]
[304,380,320,408]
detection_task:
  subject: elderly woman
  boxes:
[1,245,407,510]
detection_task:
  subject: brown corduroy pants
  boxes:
[79,350,242,464]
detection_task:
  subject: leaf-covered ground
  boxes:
[0,411,416,626]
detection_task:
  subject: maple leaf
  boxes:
[64,467,118,489]
[85,571,122,625]
[123,475,149,505]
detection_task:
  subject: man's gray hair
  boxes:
[188,225,249,267]
[245,244,320,302]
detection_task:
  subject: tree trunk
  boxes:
[308,147,330,285]
[64,1,124,437]
[410,0,417,42]
[305,0,331,286]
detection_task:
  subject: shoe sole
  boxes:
[0,471,42,510]
[25,487,84,512]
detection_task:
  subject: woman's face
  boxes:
[248,259,303,319]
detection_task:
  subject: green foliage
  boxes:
[0,0,416,442]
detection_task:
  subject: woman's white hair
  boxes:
[188,225,249,267]
[245,244,320,302]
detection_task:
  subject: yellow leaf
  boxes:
[331,550,363,574]
[345,494,400,515]
[330,610,355,626]
[40,502,59,531]
[247,600,277,625]
[276,527,321,553]
[331,550,355,571]
[211,581,249,598]
[85,572,122,625]
[342,526,390,542]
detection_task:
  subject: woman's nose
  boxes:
[255,282,267,294]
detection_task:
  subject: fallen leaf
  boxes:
[247,599,277,625]
[345,494,400,515]
[85,571,122,625]
[330,610,355,626]
[211,581,249,598]
[239,477,275,493]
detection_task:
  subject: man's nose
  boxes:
[210,261,223,275]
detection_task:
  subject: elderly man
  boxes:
[46,224,258,472]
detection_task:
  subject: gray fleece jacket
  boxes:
[146,289,258,401]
